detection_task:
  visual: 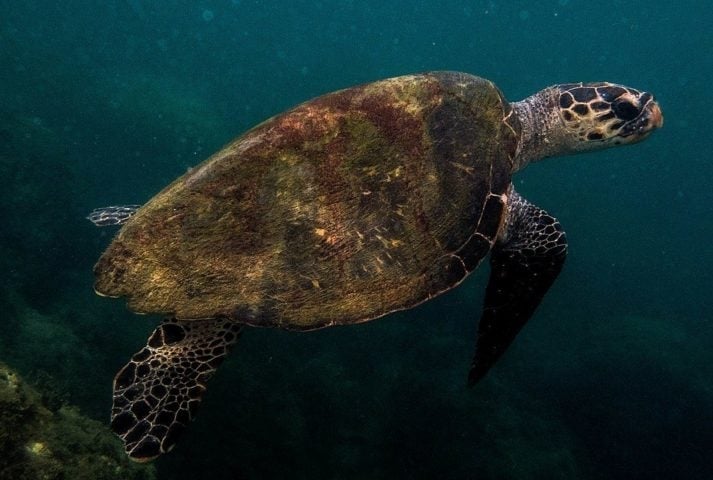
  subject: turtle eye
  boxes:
[612,100,640,121]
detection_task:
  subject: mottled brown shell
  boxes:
[94,72,519,329]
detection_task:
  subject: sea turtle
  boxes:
[88,72,662,461]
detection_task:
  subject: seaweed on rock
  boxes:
[0,361,155,480]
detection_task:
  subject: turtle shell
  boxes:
[94,72,519,329]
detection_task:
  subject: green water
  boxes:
[1,1,711,478]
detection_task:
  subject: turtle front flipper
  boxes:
[111,318,242,462]
[469,191,567,386]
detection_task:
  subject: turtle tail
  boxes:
[110,317,242,462]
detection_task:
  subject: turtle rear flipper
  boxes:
[111,318,242,462]
[469,191,567,385]
[87,205,141,226]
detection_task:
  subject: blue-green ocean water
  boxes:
[1,1,711,478]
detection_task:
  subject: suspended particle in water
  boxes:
[519,10,530,20]
[202,9,215,22]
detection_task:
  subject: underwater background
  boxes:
[1,0,711,478]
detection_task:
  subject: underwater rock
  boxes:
[0,361,155,480]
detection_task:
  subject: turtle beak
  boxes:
[619,94,663,141]
[648,100,664,129]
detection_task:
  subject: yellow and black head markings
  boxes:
[557,82,663,145]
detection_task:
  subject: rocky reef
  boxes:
[0,361,155,480]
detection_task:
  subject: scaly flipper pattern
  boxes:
[111,318,242,462]
[87,205,141,226]
[469,191,567,385]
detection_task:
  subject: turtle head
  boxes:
[556,82,663,150]
[511,82,662,170]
